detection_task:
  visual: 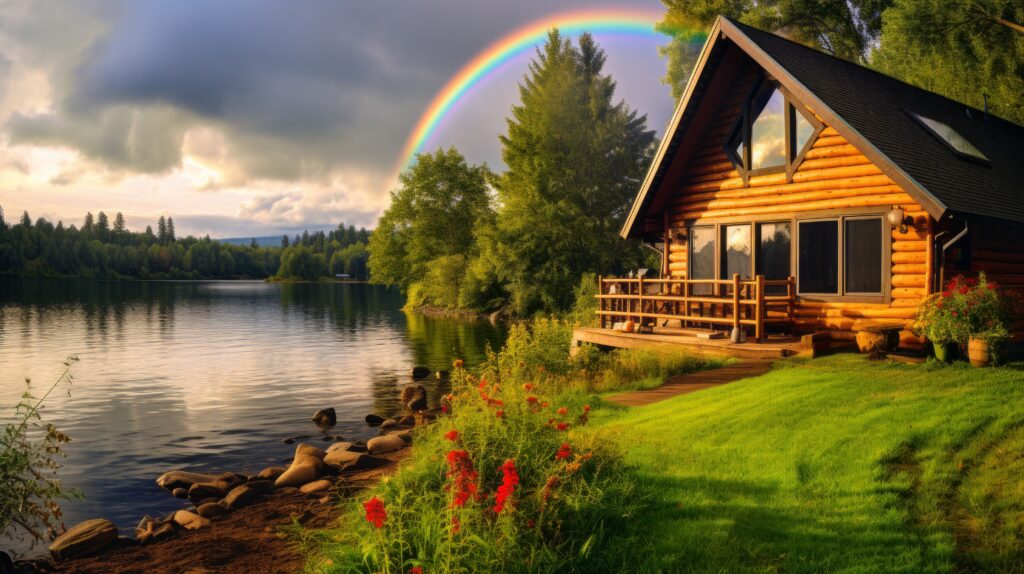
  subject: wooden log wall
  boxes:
[663,65,931,342]
[963,224,1024,343]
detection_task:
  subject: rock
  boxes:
[188,480,232,501]
[400,385,428,411]
[317,495,331,504]
[410,366,431,379]
[323,450,387,472]
[364,414,385,426]
[325,442,354,454]
[172,510,210,531]
[311,408,337,427]
[393,429,413,443]
[49,518,118,561]
[276,487,298,494]
[367,434,407,454]
[258,466,287,481]
[156,470,224,491]
[435,370,450,380]
[138,520,175,546]
[196,497,220,507]
[222,480,274,510]
[300,479,333,494]
[379,418,399,430]
[196,502,229,519]
[348,441,368,453]
[275,443,325,488]
[172,487,189,499]
[398,415,415,427]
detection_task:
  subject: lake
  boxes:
[0,279,506,545]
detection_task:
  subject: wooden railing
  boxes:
[595,274,796,343]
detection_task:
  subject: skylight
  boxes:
[908,111,989,162]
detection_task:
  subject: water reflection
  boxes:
[0,279,506,543]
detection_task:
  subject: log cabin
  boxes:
[589,16,1024,356]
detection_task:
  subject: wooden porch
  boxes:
[595,275,796,343]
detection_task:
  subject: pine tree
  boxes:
[145,225,155,240]
[0,204,6,232]
[157,216,167,244]
[166,217,176,242]
[281,235,290,248]
[486,30,655,313]
[113,212,126,235]
[251,238,259,249]
[83,212,94,233]
[20,211,32,228]
[96,212,110,239]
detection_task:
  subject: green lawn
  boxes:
[590,355,1024,573]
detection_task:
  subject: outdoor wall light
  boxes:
[887,207,913,234]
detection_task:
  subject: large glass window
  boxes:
[844,218,883,293]
[690,226,716,295]
[749,88,786,171]
[798,220,839,294]
[793,106,815,157]
[721,224,752,279]
[757,222,791,294]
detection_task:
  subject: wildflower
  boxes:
[522,383,534,391]
[583,405,591,413]
[451,516,461,534]
[453,359,464,369]
[526,519,535,528]
[556,407,568,416]
[542,475,560,503]
[446,450,479,507]
[541,401,549,408]
[556,422,569,432]
[494,459,519,514]
[479,380,487,390]
[495,410,505,419]
[526,395,539,405]
[441,404,449,414]
[363,497,386,528]
[565,462,581,474]
[444,429,460,442]
[555,443,572,460]
[409,568,424,574]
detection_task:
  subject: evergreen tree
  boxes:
[166,217,176,242]
[0,205,6,232]
[157,216,167,244]
[251,238,259,249]
[486,30,655,313]
[281,235,290,248]
[83,212,94,233]
[145,225,155,240]
[96,211,110,240]
[20,211,31,228]
[113,212,127,235]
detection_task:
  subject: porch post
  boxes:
[787,275,796,336]
[755,274,765,343]
[598,274,604,329]
[732,273,740,338]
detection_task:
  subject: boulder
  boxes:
[136,517,176,546]
[367,434,407,454]
[196,502,229,519]
[393,429,413,443]
[397,415,416,427]
[364,414,385,426]
[172,488,189,499]
[379,419,399,430]
[275,443,325,488]
[348,441,368,453]
[400,385,428,411]
[222,480,274,510]
[323,450,387,472]
[410,366,431,379]
[325,442,354,455]
[49,518,118,561]
[257,466,287,481]
[156,470,224,491]
[311,408,337,427]
[299,479,333,494]
[172,510,210,531]
[188,479,233,501]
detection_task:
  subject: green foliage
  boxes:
[570,273,599,327]
[658,0,890,99]
[275,245,329,281]
[914,273,1015,345]
[329,241,369,279]
[405,254,468,310]
[485,31,656,315]
[368,148,494,294]
[872,0,1024,126]
[1,357,80,546]
[495,319,575,375]
[313,354,641,573]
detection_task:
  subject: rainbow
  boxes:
[394,7,703,176]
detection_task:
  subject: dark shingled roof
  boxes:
[728,17,1024,223]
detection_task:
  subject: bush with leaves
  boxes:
[1,357,80,548]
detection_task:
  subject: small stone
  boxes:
[49,519,118,560]
[364,414,385,426]
[348,441,368,453]
[196,502,229,519]
[188,480,231,501]
[379,419,398,430]
[325,442,354,455]
[257,466,287,481]
[222,481,273,510]
[410,366,431,379]
[400,385,428,411]
[397,415,415,427]
[172,488,188,499]
[311,408,337,427]
[156,470,224,491]
[172,510,210,531]
[299,479,333,494]
[367,434,407,454]
[323,450,387,472]
[317,495,331,504]
[277,487,298,494]
[275,444,326,488]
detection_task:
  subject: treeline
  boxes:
[369,31,657,316]
[0,207,370,281]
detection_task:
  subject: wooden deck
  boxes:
[605,360,775,406]
[571,327,807,360]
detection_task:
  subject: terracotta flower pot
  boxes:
[933,341,957,363]
[967,338,991,367]
[623,320,635,333]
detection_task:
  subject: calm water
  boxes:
[0,279,506,544]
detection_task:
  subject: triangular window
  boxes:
[749,87,786,170]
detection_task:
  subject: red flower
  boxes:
[526,519,535,528]
[441,404,449,414]
[556,443,572,460]
[451,516,461,534]
[444,429,460,442]
[446,450,479,507]
[556,407,568,416]
[409,568,424,574]
[952,311,958,317]
[541,402,549,408]
[583,405,591,413]
[363,497,386,528]
[526,395,539,405]
[495,410,505,419]
[959,286,970,295]
[493,459,519,514]
[556,422,569,432]
[522,383,534,391]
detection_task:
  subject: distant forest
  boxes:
[0,205,370,281]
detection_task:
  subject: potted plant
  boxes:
[958,273,1011,367]
[913,286,966,362]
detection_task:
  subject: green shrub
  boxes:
[570,273,599,327]
[405,255,467,310]
[496,319,574,374]
[314,361,640,573]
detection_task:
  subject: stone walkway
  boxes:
[604,360,775,407]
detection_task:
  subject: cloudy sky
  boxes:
[0,0,675,238]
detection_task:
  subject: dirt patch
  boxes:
[50,448,409,574]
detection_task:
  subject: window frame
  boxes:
[724,75,824,184]
[794,208,891,303]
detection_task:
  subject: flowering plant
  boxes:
[914,273,1011,345]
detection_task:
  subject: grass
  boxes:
[589,354,1024,573]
